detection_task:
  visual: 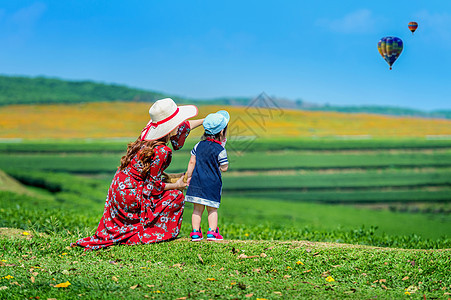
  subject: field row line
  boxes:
[212,164,451,173]
[223,167,451,176]
[24,165,450,175]
[223,184,451,193]
[21,165,450,175]
[261,148,451,155]
[2,148,451,155]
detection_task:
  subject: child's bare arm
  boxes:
[186,155,196,178]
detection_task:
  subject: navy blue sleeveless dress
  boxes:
[185,139,228,208]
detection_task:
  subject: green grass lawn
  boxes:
[1,137,450,299]
[1,230,450,299]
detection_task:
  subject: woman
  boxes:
[73,98,203,250]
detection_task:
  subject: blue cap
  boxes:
[203,110,230,135]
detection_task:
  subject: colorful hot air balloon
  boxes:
[408,22,418,34]
[377,36,403,70]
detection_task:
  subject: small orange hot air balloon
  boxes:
[408,22,418,34]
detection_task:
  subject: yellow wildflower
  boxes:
[325,276,335,282]
[54,281,71,288]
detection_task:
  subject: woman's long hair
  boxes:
[119,135,169,176]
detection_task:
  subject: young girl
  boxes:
[185,110,229,241]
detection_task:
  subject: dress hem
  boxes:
[185,195,220,208]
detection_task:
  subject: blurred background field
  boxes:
[0,76,450,249]
[0,106,450,248]
[1,102,451,139]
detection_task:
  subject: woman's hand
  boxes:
[175,175,188,189]
[164,175,188,190]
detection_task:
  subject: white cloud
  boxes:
[11,2,46,24]
[316,9,377,34]
[10,2,47,26]
[1,2,47,46]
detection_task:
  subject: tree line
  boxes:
[0,75,449,119]
[0,75,169,105]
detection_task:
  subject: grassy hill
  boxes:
[0,170,450,299]
[0,74,449,119]
[0,75,170,105]
[0,169,33,196]
[0,75,238,107]
[1,230,449,299]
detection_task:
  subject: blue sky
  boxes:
[0,1,450,110]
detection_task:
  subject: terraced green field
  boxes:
[0,138,450,246]
[1,149,450,172]
[1,137,450,152]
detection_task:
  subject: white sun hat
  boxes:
[140,98,198,141]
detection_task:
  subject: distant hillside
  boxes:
[0,75,172,105]
[295,102,451,119]
[0,75,449,119]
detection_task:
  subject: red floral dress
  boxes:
[73,121,191,250]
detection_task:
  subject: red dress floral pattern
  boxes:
[73,121,191,250]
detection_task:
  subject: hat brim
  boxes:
[141,105,198,141]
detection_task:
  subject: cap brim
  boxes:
[141,105,198,141]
